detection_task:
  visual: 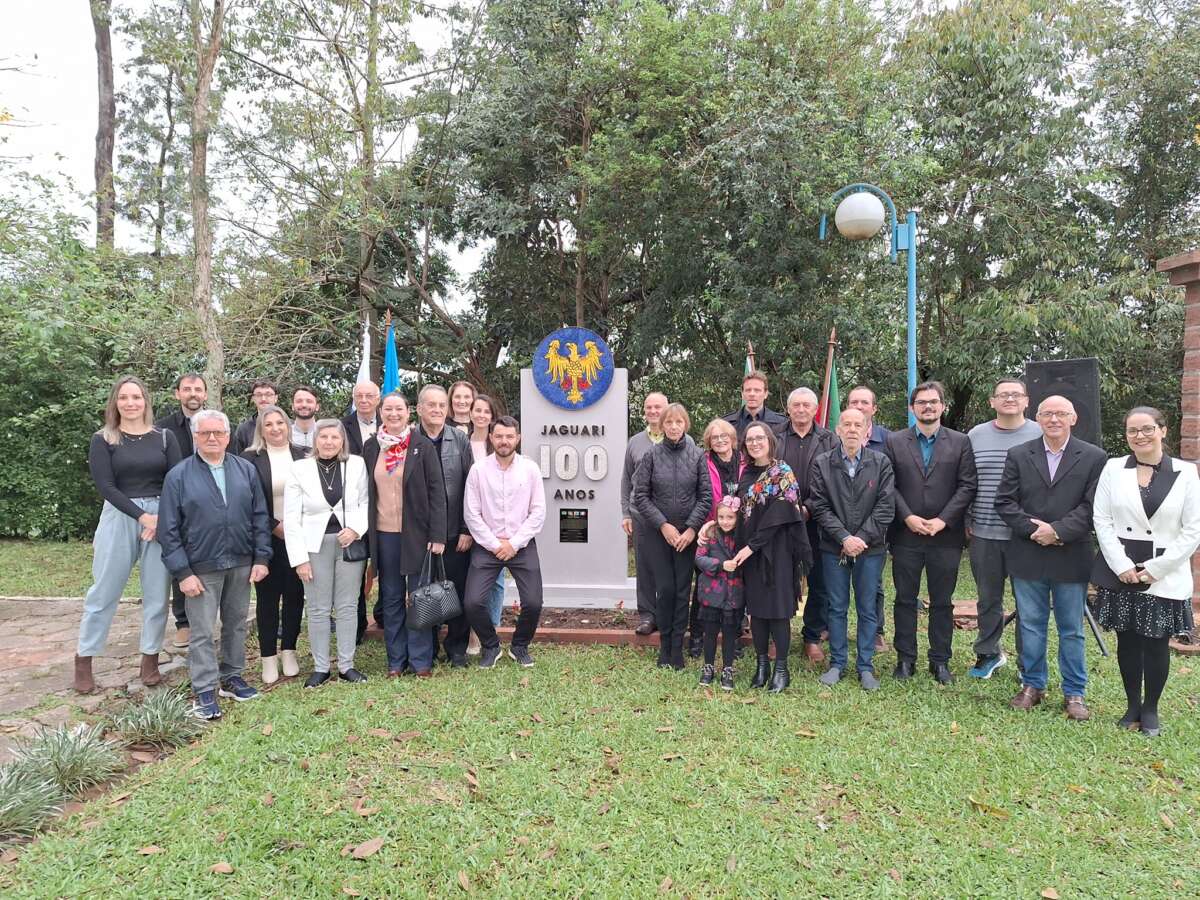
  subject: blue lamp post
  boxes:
[819,183,918,425]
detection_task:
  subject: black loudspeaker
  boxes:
[1024,358,1101,447]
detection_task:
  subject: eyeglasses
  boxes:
[1037,411,1071,420]
[745,436,768,444]
[710,435,731,443]
[196,430,228,439]
[993,392,1026,401]
[1125,425,1160,438]
[912,399,942,408]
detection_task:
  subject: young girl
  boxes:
[694,497,745,690]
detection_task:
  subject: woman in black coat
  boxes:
[732,422,811,692]
[633,403,712,670]
[242,405,308,684]
[363,392,447,677]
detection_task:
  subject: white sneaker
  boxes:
[466,631,482,656]
[261,655,279,685]
[280,650,300,678]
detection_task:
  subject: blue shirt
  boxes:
[839,447,862,479]
[865,423,890,453]
[914,426,940,472]
[205,458,227,503]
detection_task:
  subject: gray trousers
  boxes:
[307,533,366,674]
[632,518,657,623]
[185,566,251,694]
[969,536,1021,659]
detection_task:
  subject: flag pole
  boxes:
[818,327,837,425]
[746,340,756,375]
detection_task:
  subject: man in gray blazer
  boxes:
[995,395,1107,720]
[885,381,977,684]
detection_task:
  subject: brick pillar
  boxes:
[1156,249,1200,650]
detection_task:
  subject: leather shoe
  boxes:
[873,633,888,653]
[750,654,771,689]
[1064,695,1090,721]
[634,618,657,636]
[1010,685,1044,710]
[804,642,825,665]
[768,661,790,693]
[892,659,915,680]
[929,662,954,685]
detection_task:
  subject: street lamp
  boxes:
[819,183,918,425]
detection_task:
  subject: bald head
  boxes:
[1035,394,1076,447]
[836,407,867,454]
[643,392,669,430]
[353,381,381,420]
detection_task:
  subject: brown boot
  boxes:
[74,655,95,694]
[1010,685,1044,710]
[1064,695,1091,721]
[140,652,163,687]
[804,641,825,666]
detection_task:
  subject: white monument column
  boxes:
[516,367,635,608]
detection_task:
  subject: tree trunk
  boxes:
[152,69,177,263]
[358,0,381,382]
[90,0,116,250]
[189,0,227,404]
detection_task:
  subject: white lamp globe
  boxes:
[834,192,885,241]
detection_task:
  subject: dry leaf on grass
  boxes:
[394,731,422,742]
[1,849,20,864]
[661,753,683,761]
[1040,889,1060,899]
[531,713,545,723]
[888,869,902,882]
[795,729,818,739]
[597,803,610,815]
[109,790,133,805]
[967,796,1010,819]
[367,728,391,739]
[655,726,673,733]
[261,723,273,736]
[516,729,533,738]
[353,797,381,817]
[351,837,384,859]
[1161,813,1175,829]
[519,676,530,687]
[209,862,234,875]
[539,847,557,860]
[465,770,480,791]
[949,721,960,734]
[342,887,361,896]
[346,734,361,745]
[726,854,737,873]
[262,793,275,807]
[137,846,165,856]
[659,876,673,893]
[299,759,311,771]
[514,835,530,846]
[457,870,471,892]
[593,842,610,851]
[130,750,158,763]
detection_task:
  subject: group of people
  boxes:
[621,372,1199,734]
[75,366,1199,735]
[76,374,546,720]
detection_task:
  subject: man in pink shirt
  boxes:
[463,415,547,668]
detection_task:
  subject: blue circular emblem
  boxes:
[533,328,614,410]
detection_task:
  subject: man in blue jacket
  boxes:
[159,410,272,720]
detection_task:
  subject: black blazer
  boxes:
[885,426,977,549]
[363,431,447,576]
[154,409,195,457]
[995,435,1108,583]
[241,445,307,523]
[342,412,377,456]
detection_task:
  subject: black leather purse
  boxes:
[340,464,369,563]
[407,548,461,630]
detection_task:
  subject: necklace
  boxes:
[1135,457,1163,470]
[317,458,339,492]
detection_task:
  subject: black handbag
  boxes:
[340,464,370,563]
[407,548,461,630]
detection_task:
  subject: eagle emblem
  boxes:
[544,338,605,406]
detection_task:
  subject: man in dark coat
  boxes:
[995,395,1107,721]
[722,370,786,438]
[885,381,977,684]
[231,379,278,454]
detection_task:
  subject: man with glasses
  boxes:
[232,379,279,454]
[995,396,1106,720]
[775,387,839,665]
[159,410,272,720]
[966,379,1042,679]
[885,381,977,684]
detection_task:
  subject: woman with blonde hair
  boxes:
[76,376,181,692]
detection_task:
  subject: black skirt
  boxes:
[698,604,742,626]
[1093,587,1194,639]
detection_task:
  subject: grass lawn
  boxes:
[0,540,141,599]
[3,636,1199,897]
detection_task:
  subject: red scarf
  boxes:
[377,426,411,474]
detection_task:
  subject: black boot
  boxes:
[687,633,704,658]
[750,654,771,689]
[768,660,790,693]
[699,664,715,686]
[670,639,686,671]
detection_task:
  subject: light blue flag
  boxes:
[382,320,400,396]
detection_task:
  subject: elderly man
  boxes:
[807,408,895,690]
[774,387,839,664]
[417,384,475,665]
[463,415,547,668]
[158,410,272,720]
[232,379,279,454]
[846,384,892,649]
[995,395,1106,720]
[342,380,381,456]
[722,370,787,438]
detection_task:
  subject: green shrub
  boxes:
[0,764,64,844]
[12,725,124,797]
[112,689,205,749]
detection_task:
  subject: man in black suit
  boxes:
[342,381,381,456]
[885,381,977,683]
[995,395,1106,721]
[231,379,278,454]
[721,370,786,438]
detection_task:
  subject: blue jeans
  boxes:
[488,571,505,627]
[821,551,885,674]
[1012,577,1088,696]
[376,532,434,673]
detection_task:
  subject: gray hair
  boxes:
[418,384,447,405]
[247,404,292,454]
[787,387,819,407]
[191,409,230,434]
[308,418,350,461]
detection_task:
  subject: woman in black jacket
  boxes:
[363,392,447,677]
[732,422,811,692]
[242,405,307,684]
[633,403,712,669]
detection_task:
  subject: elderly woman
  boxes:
[242,405,307,684]
[76,376,181,693]
[686,418,746,655]
[633,403,712,669]
[284,419,370,686]
[733,422,811,692]
[1092,407,1200,737]
[363,393,446,677]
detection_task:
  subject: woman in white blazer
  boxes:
[284,419,370,686]
[1092,406,1200,736]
